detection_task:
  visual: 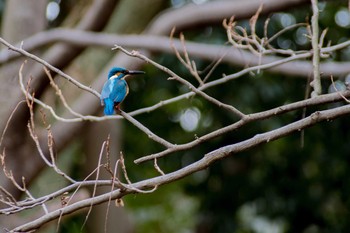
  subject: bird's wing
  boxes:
[111,80,128,103]
[100,79,113,100]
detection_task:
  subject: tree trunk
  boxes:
[0,0,47,201]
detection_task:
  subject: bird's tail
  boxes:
[103,99,114,115]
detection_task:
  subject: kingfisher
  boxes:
[100,67,145,115]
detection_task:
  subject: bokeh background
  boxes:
[1,0,350,232]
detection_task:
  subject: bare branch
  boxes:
[119,110,174,148]
[3,29,350,77]
[205,104,350,158]
[134,89,350,163]
[114,46,246,118]
[310,0,322,97]
[0,37,100,98]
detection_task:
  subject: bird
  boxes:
[100,67,145,115]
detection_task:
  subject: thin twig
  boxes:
[81,141,107,230]
[170,29,204,86]
[154,158,165,175]
[105,159,120,232]
[0,100,26,149]
[120,152,131,184]
[331,75,350,103]
[267,23,308,44]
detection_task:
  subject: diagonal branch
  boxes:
[119,111,174,149]
[0,37,100,98]
[135,89,350,163]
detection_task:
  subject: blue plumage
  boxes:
[100,67,144,115]
[103,98,115,115]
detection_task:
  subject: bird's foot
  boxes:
[115,105,122,114]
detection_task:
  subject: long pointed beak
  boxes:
[127,70,145,75]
